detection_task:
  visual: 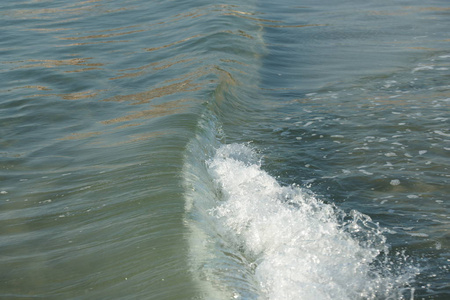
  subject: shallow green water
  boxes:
[1,0,449,299]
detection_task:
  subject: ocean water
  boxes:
[0,0,449,299]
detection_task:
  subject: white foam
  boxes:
[206,143,415,300]
[434,130,450,137]
[359,169,374,175]
[390,179,401,186]
[412,64,434,73]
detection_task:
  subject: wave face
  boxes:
[182,0,450,298]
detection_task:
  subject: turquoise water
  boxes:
[1,0,449,299]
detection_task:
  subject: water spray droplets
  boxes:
[206,143,416,300]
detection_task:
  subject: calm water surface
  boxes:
[1,0,449,299]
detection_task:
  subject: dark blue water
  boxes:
[1,0,449,299]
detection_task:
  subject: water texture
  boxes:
[1,0,449,299]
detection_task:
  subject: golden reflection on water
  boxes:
[153,58,194,71]
[263,23,327,28]
[28,28,71,33]
[101,99,193,125]
[103,131,168,147]
[10,85,52,92]
[223,12,280,23]
[109,70,146,80]
[15,58,103,69]
[59,29,145,41]
[22,89,103,100]
[222,30,254,40]
[145,34,203,52]
[10,4,101,19]
[102,79,203,105]
[60,131,103,140]
[4,1,261,145]
[62,40,130,47]
[110,57,193,80]
[56,90,102,100]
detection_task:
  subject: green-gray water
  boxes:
[1,0,449,299]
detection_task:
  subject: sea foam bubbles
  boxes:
[205,143,416,300]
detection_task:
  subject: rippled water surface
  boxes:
[1,0,449,299]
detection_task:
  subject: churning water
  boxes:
[1,0,449,299]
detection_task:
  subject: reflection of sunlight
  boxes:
[14,58,103,69]
[102,80,203,105]
[101,99,194,125]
